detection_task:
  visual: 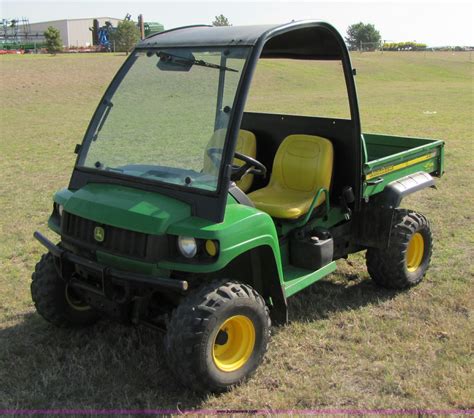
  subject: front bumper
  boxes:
[34,231,189,297]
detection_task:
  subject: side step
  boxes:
[283,261,337,298]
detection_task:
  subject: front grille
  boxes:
[61,212,148,259]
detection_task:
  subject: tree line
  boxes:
[382,42,427,51]
[44,15,445,54]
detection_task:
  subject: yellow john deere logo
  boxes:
[94,226,105,242]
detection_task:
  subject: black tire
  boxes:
[31,252,100,328]
[164,279,271,393]
[366,209,433,289]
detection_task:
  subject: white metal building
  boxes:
[27,17,122,47]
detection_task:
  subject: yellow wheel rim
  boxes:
[406,232,425,272]
[65,284,91,311]
[212,315,256,372]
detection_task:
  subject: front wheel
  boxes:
[164,280,271,393]
[366,209,433,289]
[31,252,100,327]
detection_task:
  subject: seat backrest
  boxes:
[203,129,257,193]
[269,134,333,194]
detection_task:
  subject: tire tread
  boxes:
[31,252,99,328]
[366,209,433,289]
[165,279,270,392]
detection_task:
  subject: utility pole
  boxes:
[138,14,145,40]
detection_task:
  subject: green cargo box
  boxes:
[362,133,444,198]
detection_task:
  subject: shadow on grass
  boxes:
[0,274,398,410]
[0,314,205,411]
[287,274,399,322]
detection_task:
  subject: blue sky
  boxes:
[2,0,473,46]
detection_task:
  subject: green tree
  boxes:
[383,41,427,51]
[43,26,63,54]
[345,22,381,51]
[212,14,231,26]
[111,20,140,53]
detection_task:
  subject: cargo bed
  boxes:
[362,133,444,198]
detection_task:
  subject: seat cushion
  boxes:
[248,187,327,219]
[248,134,333,219]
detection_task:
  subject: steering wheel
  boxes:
[207,148,267,181]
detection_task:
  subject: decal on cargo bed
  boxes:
[366,151,437,180]
[423,161,435,172]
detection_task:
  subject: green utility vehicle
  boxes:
[32,21,444,392]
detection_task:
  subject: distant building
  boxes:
[27,17,122,47]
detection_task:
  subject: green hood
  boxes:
[63,183,191,235]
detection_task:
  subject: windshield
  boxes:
[79,47,249,192]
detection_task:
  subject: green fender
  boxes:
[162,198,283,279]
[162,199,287,323]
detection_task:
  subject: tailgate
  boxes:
[362,133,444,198]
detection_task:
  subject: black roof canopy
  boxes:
[138,21,344,60]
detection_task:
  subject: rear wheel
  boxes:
[366,209,433,289]
[31,252,100,327]
[164,279,270,392]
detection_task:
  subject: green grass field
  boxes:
[0,51,473,411]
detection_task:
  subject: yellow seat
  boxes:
[204,129,257,193]
[248,134,333,219]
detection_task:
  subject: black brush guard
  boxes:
[34,232,189,301]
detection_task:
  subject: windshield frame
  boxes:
[70,22,362,222]
[73,45,252,200]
